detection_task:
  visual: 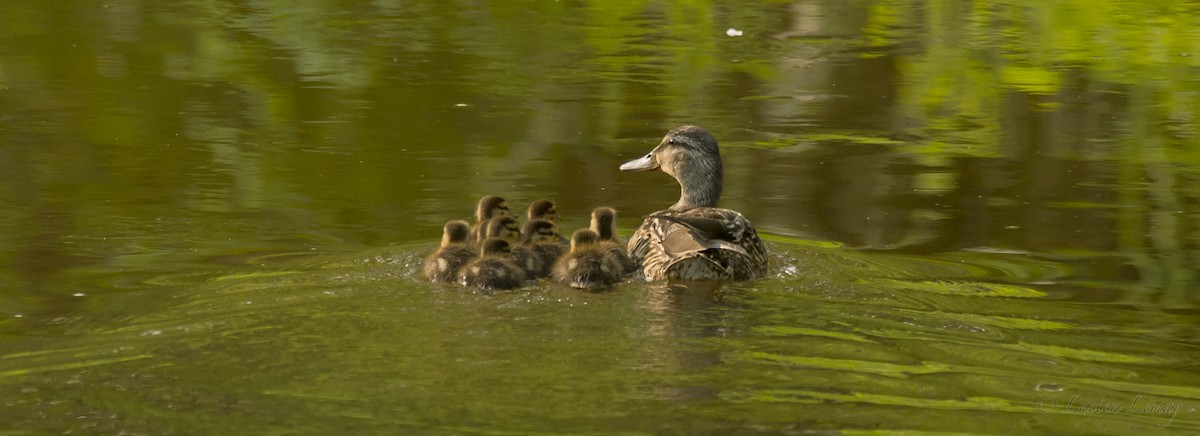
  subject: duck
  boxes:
[518,218,568,279]
[423,220,475,283]
[527,199,568,245]
[553,229,625,290]
[458,238,526,290]
[589,207,635,274]
[619,125,769,281]
[483,215,546,280]
[470,195,512,242]
[526,199,560,223]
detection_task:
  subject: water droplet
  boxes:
[726,28,743,37]
[1035,383,1064,392]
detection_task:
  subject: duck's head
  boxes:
[619,125,723,210]
[484,216,521,243]
[475,195,511,222]
[522,219,561,243]
[569,228,600,252]
[479,238,513,258]
[441,220,471,247]
[589,207,618,240]
[526,199,559,223]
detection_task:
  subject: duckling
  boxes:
[517,219,568,279]
[423,220,474,283]
[470,195,512,242]
[589,207,635,274]
[483,215,522,243]
[527,199,568,245]
[526,199,560,224]
[619,125,768,281]
[553,229,624,290]
[484,215,543,279]
[458,238,526,291]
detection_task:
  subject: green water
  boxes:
[2,1,1199,434]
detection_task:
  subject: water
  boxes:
[2,1,1199,434]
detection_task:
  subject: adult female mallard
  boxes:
[458,238,526,290]
[619,125,768,281]
[424,220,474,283]
[553,229,624,290]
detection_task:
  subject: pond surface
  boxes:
[2,1,1199,434]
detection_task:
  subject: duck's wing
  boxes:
[629,208,767,280]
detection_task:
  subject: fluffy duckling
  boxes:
[526,199,560,224]
[553,229,625,290]
[619,125,768,280]
[424,220,474,283]
[528,199,568,245]
[484,216,543,279]
[459,238,526,291]
[517,219,568,279]
[589,207,635,274]
[470,195,512,242]
[483,215,522,243]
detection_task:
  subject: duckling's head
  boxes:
[569,228,601,252]
[589,207,618,240]
[526,199,559,223]
[441,220,471,247]
[522,219,561,243]
[484,216,521,243]
[475,195,511,222]
[479,238,513,258]
[619,125,723,210]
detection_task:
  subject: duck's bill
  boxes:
[619,153,659,171]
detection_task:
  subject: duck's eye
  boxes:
[668,138,676,145]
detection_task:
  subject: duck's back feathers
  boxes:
[629,207,767,281]
[554,229,624,290]
[425,220,475,283]
[459,238,525,290]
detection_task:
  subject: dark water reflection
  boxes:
[2,0,1200,434]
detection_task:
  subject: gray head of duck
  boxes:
[526,199,559,223]
[522,219,560,243]
[441,220,471,247]
[589,207,619,240]
[475,195,511,222]
[569,228,601,252]
[484,215,521,243]
[619,125,723,211]
[478,238,513,258]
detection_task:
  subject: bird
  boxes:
[483,215,545,280]
[423,220,475,283]
[527,199,568,245]
[517,218,568,279]
[526,199,560,224]
[470,195,512,242]
[458,238,526,290]
[553,229,625,290]
[589,207,635,274]
[619,125,768,281]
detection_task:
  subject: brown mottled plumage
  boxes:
[458,238,525,290]
[424,220,474,283]
[553,229,624,290]
[619,125,768,281]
